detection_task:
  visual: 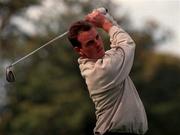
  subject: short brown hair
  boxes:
[68,20,93,48]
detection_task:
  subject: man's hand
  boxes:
[85,10,113,33]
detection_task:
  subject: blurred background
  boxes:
[0,0,180,135]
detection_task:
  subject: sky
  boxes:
[112,0,180,57]
[12,0,180,57]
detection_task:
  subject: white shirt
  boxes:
[78,26,148,135]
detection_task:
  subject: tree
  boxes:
[0,0,180,135]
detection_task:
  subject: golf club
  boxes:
[5,31,68,82]
[5,7,108,82]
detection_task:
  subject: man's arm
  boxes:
[85,10,136,84]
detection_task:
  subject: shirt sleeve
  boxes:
[104,25,136,84]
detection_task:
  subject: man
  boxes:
[68,9,148,135]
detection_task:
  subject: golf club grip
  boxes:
[97,7,118,26]
[96,7,108,15]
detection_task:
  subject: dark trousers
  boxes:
[104,132,139,135]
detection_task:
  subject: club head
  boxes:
[6,66,15,82]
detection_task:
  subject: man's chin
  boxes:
[97,52,105,59]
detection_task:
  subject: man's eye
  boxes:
[86,40,95,46]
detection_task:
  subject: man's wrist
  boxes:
[102,20,113,33]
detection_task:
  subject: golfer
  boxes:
[68,9,148,135]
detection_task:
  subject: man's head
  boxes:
[68,21,105,59]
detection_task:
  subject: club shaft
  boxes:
[10,31,68,67]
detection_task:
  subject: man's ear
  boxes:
[74,47,80,53]
[74,47,84,56]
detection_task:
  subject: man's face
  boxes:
[76,27,105,59]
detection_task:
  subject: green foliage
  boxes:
[135,55,180,135]
[0,0,180,135]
